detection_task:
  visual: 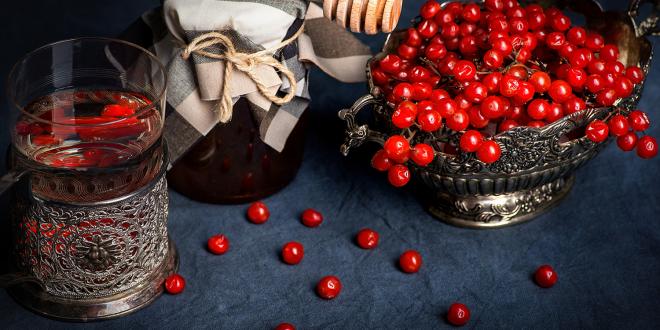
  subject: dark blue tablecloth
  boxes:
[1,1,659,329]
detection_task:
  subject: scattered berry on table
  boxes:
[164,274,186,295]
[316,276,342,299]
[207,234,230,255]
[301,208,323,227]
[274,323,296,330]
[356,228,380,249]
[247,201,270,224]
[281,241,304,265]
[399,250,423,273]
[534,264,558,288]
[447,302,471,326]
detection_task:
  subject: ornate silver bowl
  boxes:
[339,0,657,228]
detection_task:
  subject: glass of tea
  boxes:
[3,37,167,197]
[7,37,166,168]
[1,39,176,320]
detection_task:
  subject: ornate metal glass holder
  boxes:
[1,140,177,321]
[339,0,657,228]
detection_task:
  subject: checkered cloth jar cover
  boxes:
[120,0,373,163]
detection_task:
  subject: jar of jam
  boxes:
[167,98,307,203]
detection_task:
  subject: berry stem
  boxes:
[419,57,442,77]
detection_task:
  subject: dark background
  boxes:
[1,0,659,329]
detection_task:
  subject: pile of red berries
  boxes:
[371,0,657,187]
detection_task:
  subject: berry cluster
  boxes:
[371,0,657,187]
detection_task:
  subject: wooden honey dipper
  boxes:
[323,0,403,34]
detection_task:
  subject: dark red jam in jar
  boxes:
[167,99,307,203]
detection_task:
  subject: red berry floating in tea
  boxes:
[14,90,159,169]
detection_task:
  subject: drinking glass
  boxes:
[2,37,167,198]
[0,38,176,321]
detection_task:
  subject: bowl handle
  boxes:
[338,94,388,156]
[0,169,44,290]
[628,0,660,37]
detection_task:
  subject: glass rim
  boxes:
[6,37,168,127]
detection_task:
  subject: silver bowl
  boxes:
[339,0,657,228]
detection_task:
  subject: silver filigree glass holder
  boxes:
[1,141,178,321]
[338,0,657,228]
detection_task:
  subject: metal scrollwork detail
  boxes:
[76,234,124,273]
[431,106,613,176]
[338,94,387,156]
[454,200,521,223]
[483,129,547,174]
[434,177,571,226]
[14,177,169,299]
[340,121,369,156]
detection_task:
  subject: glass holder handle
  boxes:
[0,272,44,289]
[0,168,27,196]
[0,166,39,289]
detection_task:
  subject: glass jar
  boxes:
[167,98,307,203]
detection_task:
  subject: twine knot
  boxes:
[181,26,304,123]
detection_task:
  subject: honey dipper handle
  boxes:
[323,0,403,35]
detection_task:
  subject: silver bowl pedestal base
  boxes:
[7,239,178,322]
[427,176,575,229]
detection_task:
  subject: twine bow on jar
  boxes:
[181,25,305,123]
